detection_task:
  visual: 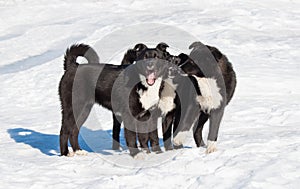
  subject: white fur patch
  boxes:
[206,140,217,154]
[138,76,162,110]
[67,151,75,157]
[133,152,146,160]
[173,131,188,146]
[75,149,88,156]
[194,77,223,113]
[158,79,177,115]
[67,150,88,157]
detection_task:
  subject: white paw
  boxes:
[206,140,217,154]
[173,131,188,146]
[133,152,146,160]
[75,150,88,156]
[67,151,75,157]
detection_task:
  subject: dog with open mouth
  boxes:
[117,41,236,154]
[112,43,174,152]
[58,43,171,158]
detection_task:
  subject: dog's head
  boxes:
[132,42,171,86]
[169,53,204,78]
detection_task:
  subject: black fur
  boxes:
[112,43,171,151]
[59,44,168,157]
[162,43,237,150]
[113,41,236,153]
[63,44,99,70]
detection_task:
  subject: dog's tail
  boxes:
[64,44,99,71]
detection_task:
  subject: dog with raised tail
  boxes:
[58,43,170,158]
[163,42,237,154]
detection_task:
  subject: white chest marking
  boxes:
[193,77,223,113]
[158,79,177,115]
[138,77,162,110]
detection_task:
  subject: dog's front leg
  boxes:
[147,109,161,153]
[124,127,140,157]
[137,132,150,153]
[162,110,175,151]
[149,129,162,153]
[193,112,209,147]
[136,112,151,153]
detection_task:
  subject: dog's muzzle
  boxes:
[146,70,156,86]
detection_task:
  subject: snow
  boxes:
[0,0,300,188]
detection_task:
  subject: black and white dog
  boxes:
[112,43,175,151]
[162,42,237,153]
[58,43,171,157]
[118,42,236,153]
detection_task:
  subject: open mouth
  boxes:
[146,71,156,86]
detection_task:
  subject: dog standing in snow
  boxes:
[164,42,237,153]
[58,44,171,158]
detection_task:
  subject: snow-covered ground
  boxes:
[0,0,299,188]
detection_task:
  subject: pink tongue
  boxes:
[147,72,156,85]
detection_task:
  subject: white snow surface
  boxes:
[0,0,300,188]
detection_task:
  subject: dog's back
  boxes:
[206,45,236,104]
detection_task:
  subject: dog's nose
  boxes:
[168,67,177,76]
[147,62,154,70]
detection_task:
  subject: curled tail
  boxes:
[64,44,99,71]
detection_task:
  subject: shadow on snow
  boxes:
[7,127,128,156]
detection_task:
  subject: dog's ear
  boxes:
[121,49,137,65]
[178,53,190,64]
[134,43,147,52]
[156,42,169,52]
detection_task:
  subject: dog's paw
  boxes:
[151,145,162,153]
[67,151,75,157]
[174,144,183,150]
[173,131,188,146]
[112,142,121,151]
[164,145,174,151]
[75,150,88,156]
[142,148,151,154]
[133,152,146,160]
[112,146,122,151]
[200,140,206,147]
[206,140,217,154]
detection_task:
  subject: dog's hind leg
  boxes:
[206,109,224,154]
[193,112,209,147]
[69,103,93,155]
[60,105,77,156]
[60,116,70,156]
[69,127,81,155]
[112,114,122,150]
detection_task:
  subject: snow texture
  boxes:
[0,0,299,188]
